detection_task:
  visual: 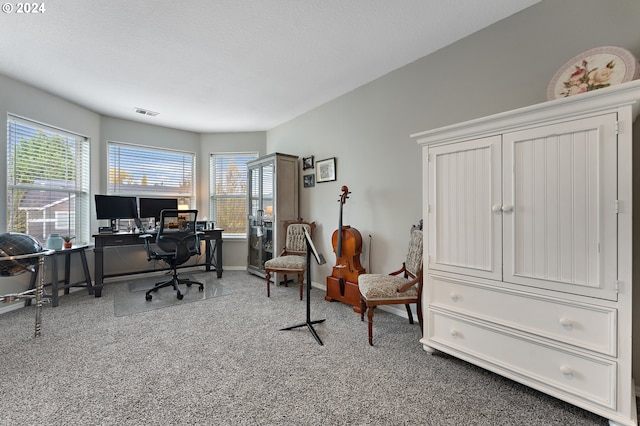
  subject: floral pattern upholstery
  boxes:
[359,229,423,301]
[264,254,305,270]
[358,225,423,345]
[264,220,315,299]
[283,223,311,254]
[359,274,419,300]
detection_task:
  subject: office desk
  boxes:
[27,244,93,307]
[92,229,223,297]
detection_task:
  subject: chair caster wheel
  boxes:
[177,293,183,300]
[145,294,152,301]
[198,286,203,292]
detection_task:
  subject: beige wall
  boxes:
[1,0,640,373]
[267,0,640,285]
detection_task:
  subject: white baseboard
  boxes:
[0,301,26,315]
[309,280,410,318]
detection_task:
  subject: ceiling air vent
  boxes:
[134,107,159,117]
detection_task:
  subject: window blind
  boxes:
[107,141,195,205]
[210,152,257,236]
[6,114,90,244]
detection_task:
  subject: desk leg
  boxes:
[79,250,94,295]
[215,237,223,278]
[51,253,59,307]
[93,246,104,297]
[205,240,212,272]
[63,252,71,295]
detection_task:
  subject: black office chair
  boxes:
[140,209,204,301]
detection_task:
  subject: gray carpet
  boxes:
[0,270,613,425]
[114,274,231,317]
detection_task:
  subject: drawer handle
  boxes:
[501,205,514,213]
[491,205,502,213]
[560,365,573,378]
[450,328,460,338]
[559,318,573,329]
[450,293,459,302]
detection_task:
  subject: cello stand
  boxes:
[280,235,326,345]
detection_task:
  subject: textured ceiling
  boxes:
[0,0,540,133]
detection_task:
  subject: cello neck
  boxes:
[336,185,349,258]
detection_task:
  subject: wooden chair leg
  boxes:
[265,271,271,297]
[367,305,376,346]
[298,272,303,300]
[405,304,414,324]
[360,298,366,321]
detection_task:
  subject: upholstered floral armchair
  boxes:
[358,221,423,345]
[264,219,316,300]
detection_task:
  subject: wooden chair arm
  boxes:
[389,262,407,277]
[397,273,421,293]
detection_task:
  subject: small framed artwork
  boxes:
[303,174,315,188]
[316,157,336,183]
[302,155,315,170]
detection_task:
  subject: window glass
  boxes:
[107,141,195,208]
[7,115,90,244]
[210,152,258,236]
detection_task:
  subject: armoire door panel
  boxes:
[428,136,502,280]
[503,114,618,300]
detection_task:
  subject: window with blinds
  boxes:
[107,141,195,207]
[210,152,258,236]
[6,115,91,244]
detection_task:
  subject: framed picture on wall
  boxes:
[316,157,336,183]
[303,174,315,188]
[302,155,315,170]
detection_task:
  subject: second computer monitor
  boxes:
[139,197,178,222]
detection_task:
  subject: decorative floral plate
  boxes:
[547,46,640,100]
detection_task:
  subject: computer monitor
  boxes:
[138,197,178,222]
[94,194,138,230]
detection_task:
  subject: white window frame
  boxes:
[6,114,90,244]
[210,152,258,238]
[107,140,196,208]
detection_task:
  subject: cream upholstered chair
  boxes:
[358,221,423,345]
[264,219,316,300]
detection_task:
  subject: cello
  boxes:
[325,185,366,312]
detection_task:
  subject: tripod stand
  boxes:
[280,230,326,345]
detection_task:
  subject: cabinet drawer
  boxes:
[428,275,617,356]
[428,311,616,409]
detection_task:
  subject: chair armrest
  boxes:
[397,273,421,294]
[389,262,407,277]
[139,234,154,260]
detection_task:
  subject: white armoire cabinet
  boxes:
[413,81,640,426]
[247,153,299,278]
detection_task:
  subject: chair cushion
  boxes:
[358,274,419,300]
[265,255,306,271]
